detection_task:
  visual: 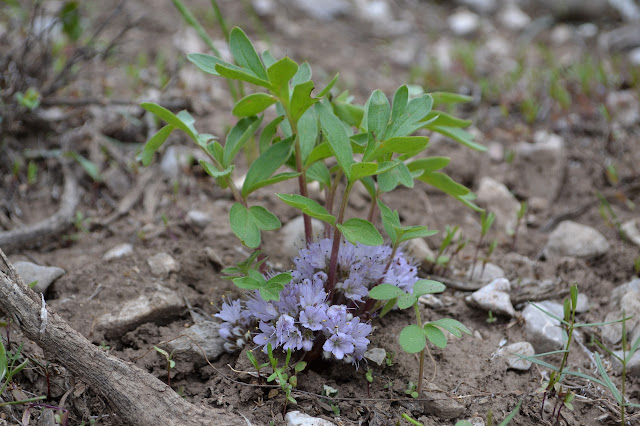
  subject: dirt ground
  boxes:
[2,0,640,425]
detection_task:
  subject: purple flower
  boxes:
[300,304,328,331]
[323,332,355,359]
[253,321,277,351]
[214,298,246,324]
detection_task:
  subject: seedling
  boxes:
[264,343,306,415]
[369,279,471,395]
[518,285,627,424]
[470,211,495,280]
[0,339,45,407]
[634,256,640,277]
[321,384,340,416]
[153,346,176,387]
[365,368,373,396]
[246,349,270,381]
[385,351,395,367]
[480,238,498,278]
[404,381,418,399]
[486,311,497,324]
[510,201,527,250]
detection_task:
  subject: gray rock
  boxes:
[498,2,531,31]
[522,301,564,353]
[495,342,535,371]
[611,349,640,376]
[630,47,640,66]
[284,0,351,21]
[606,91,639,127]
[103,243,134,260]
[161,146,195,180]
[475,177,520,235]
[103,166,131,198]
[599,24,640,51]
[575,293,590,313]
[466,261,505,285]
[612,279,640,305]
[14,261,65,293]
[601,291,640,345]
[165,322,226,364]
[404,238,436,265]
[457,0,497,13]
[285,410,336,426]
[468,417,486,426]
[448,10,480,36]
[421,382,466,419]
[544,221,610,259]
[609,0,640,21]
[364,347,387,366]
[147,252,180,277]
[95,286,185,339]
[419,294,445,309]
[512,131,566,201]
[532,0,615,20]
[185,210,212,229]
[281,216,325,259]
[466,278,516,317]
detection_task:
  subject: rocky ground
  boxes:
[2,0,640,425]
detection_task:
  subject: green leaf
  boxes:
[430,92,473,106]
[369,136,429,161]
[337,218,383,246]
[391,85,408,127]
[261,50,277,68]
[431,318,471,338]
[416,171,470,197]
[67,151,102,182]
[369,283,406,300]
[316,103,354,178]
[243,137,295,198]
[399,325,427,353]
[421,110,472,128]
[429,126,486,152]
[595,353,622,404]
[407,157,450,174]
[139,125,174,166]
[249,205,281,231]
[396,226,438,243]
[249,172,301,195]
[377,199,400,243]
[397,292,418,309]
[229,27,268,81]
[232,93,277,117]
[199,160,234,182]
[0,339,7,382]
[291,62,312,87]
[387,94,433,138]
[334,101,364,127]
[412,280,446,297]
[233,275,262,290]
[229,203,261,248]
[378,162,414,192]
[290,81,317,121]
[349,162,378,181]
[423,324,447,349]
[380,297,397,317]
[216,63,272,89]
[498,400,522,426]
[276,193,336,225]
[187,53,235,77]
[267,272,292,288]
[365,90,390,142]
[260,280,285,302]
[259,115,285,153]
[298,107,317,162]
[306,162,331,187]
[141,103,198,142]
[223,115,263,167]
[267,56,298,96]
[317,73,339,98]
[305,142,333,166]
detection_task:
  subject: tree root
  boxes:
[0,249,244,425]
[0,162,78,250]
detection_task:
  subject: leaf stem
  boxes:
[413,301,425,395]
[326,181,353,297]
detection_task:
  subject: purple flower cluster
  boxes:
[215,238,420,364]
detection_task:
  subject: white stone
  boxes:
[544,221,610,259]
[13,261,65,293]
[281,216,325,259]
[612,278,640,305]
[185,210,212,229]
[601,291,640,345]
[522,301,564,353]
[611,350,640,376]
[495,342,535,371]
[466,261,505,285]
[466,278,516,317]
[404,238,436,264]
[448,10,480,36]
[629,47,640,66]
[161,146,194,180]
[95,286,185,339]
[285,411,336,426]
[498,2,530,31]
[475,177,520,234]
[575,293,590,313]
[147,252,180,277]
[606,91,639,127]
[622,218,640,246]
[512,131,566,201]
[103,243,134,260]
[364,347,387,366]
[165,322,226,364]
[285,0,351,21]
[419,294,445,309]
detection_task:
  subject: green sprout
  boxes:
[153,346,176,387]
